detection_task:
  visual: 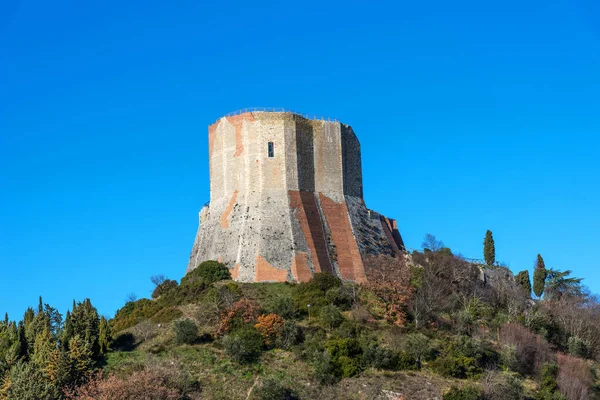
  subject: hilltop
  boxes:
[1,233,599,400]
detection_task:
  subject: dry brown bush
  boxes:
[499,323,553,376]
[542,293,600,359]
[364,255,413,326]
[482,370,524,400]
[64,370,180,400]
[557,353,594,400]
[350,303,373,323]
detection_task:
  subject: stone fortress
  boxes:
[187,110,404,283]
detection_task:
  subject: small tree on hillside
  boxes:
[152,278,178,299]
[173,319,198,345]
[515,270,532,296]
[183,260,231,285]
[544,268,583,301]
[422,234,444,253]
[150,274,166,287]
[533,254,547,298]
[483,230,495,266]
[364,255,413,326]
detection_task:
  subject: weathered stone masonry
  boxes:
[187,111,404,283]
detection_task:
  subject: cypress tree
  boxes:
[17,321,27,359]
[515,270,532,295]
[533,254,547,298]
[536,254,545,269]
[483,230,496,266]
[98,316,110,355]
[62,311,73,350]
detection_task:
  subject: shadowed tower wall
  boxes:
[188,111,403,282]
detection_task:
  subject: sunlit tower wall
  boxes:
[187,110,404,282]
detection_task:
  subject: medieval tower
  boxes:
[187,110,404,283]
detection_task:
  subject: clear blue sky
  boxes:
[1,0,599,320]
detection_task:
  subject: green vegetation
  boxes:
[2,234,600,399]
[443,385,484,400]
[182,260,231,285]
[173,319,198,345]
[515,270,532,296]
[483,230,495,266]
[533,254,547,298]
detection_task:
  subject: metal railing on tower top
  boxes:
[216,107,339,123]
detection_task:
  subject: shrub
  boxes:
[299,329,326,360]
[324,338,363,378]
[363,255,413,326]
[152,279,178,299]
[363,344,397,370]
[482,371,524,400]
[251,377,298,400]
[500,323,553,376]
[150,307,183,324]
[132,320,158,342]
[325,338,362,359]
[266,295,295,319]
[500,344,519,372]
[337,355,361,378]
[158,280,207,307]
[218,298,261,335]
[350,303,372,323]
[64,370,181,400]
[292,273,340,313]
[112,299,161,332]
[432,336,497,379]
[319,305,343,331]
[332,320,362,339]
[183,261,230,285]
[405,333,431,368]
[274,321,303,350]
[254,314,285,346]
[173,319,198,345]
[556,353,593,400]
[309,273,341,292]
[536,363,567,400]
[567,336,588,358]
[432,354,479,379]
[312,350,338,385]
[443,385,484,400]
[223,327,264,364]
[325,286,353,310]
[196,284,242,326]
[396,350,418,370]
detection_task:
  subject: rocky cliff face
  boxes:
[187,111,404,283]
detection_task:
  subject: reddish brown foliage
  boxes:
[217,298,260,335]
[254,313,285,346]
[64,370,180,400]
[364,255,413,326]
[557,353,594,400]
[499,323,553,376]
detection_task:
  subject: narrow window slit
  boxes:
[268,142,274,157]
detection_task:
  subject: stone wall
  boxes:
[187,111,404,283]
